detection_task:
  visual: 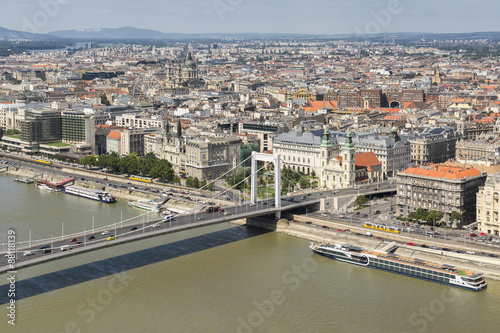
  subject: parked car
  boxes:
[322,226,330,229]
[293,220,299,223]
[407,242,416,246]
[430,245,439,250]
[470,233,478,237]
[466,251,475,255]
[421,244,429,248]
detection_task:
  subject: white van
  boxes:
[60,245,70,251]
[365,232,372,237]
[466,251,475,255]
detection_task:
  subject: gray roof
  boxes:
[274,129,409,150]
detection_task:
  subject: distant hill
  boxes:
[0,27,52,40]
[48,26,173,39]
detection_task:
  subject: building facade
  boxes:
[477,176,500,236]
[407,127,458,164]
[273,126,410,179]
[396,164,487,226]
[184,136,241,179]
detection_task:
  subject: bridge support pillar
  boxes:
[250,151,281,219]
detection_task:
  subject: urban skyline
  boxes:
[3,0,500,35]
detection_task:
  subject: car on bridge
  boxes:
[88,235,95,240]
[130,226,138,231]
[107,236,115,241]
[102,231,110,235]
[23,250,34,256]
[38,245,50,250]
[70,238,77,242]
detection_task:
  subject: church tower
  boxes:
[320,127,332,187]
[494,116,500,135]
[389,126,401,143]
[342,130,356,188]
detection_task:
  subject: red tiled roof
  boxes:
[355,151,381,168]
[107,131,121,140]
[401,164,482,180]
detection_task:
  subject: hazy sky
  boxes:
[3,0,500,35]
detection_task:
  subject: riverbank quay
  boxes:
[1,162,216,213]
[232,215,500,281]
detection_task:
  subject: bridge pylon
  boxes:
[250,151,281,219]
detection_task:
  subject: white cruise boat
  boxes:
[37,183,60,192]
[63,185,116,203]
[310,242,487,292]
[128,200,161,213]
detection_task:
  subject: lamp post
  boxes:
[51,235,53,254]
[61,222,64,241]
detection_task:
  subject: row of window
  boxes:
[371,258,453,281]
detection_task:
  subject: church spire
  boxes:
[343,130,355,150]
[177,119,182,137]
[164,117,171,139]
[321,127,332,147]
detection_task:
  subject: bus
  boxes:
[206,205,220,213]
[129,175,153,183]
[35,159,52,165]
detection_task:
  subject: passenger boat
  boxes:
[310,242,487,291]
[128,200,161,213]
[63,185,116,203]
[37,183,60,192]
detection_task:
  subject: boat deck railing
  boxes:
[366,251,477,276]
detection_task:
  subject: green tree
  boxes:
[311,170,316,177]
[150,159,174,181]
[101,93,111,106]
[186,176,194,187]
[299,177,310,189]
[415,208,427,222]
[193,177,200,189]
[79,155,97,167]
[356,195,368,206]
[450,211,462,225]
[118,153,142,175]
[206,181,215,191]
[173,175,180,184]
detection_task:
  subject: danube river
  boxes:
[1,173,500,333]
